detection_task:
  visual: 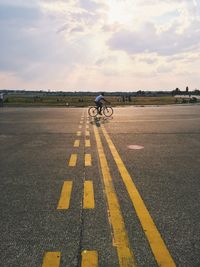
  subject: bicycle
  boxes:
[88,103,113,117]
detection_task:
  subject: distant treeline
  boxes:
[172,87,200,96]
[0,88,200,97]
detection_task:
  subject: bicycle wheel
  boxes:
[88,106,98,117]
[103,106,113,117]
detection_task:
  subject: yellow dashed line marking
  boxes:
[85,139,91,147]
[74,140,80,147]
[69,154,77,167]
[81,251,98,267]
[57,181,73,209]
[101,125,176,267]
[85,154,92,166]
[42,252,61,267]
[93,126,136,267]
[83,181,95,209]
[85,130,90,136]
[77,131,81,136]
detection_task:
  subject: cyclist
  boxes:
[95,93,110,115]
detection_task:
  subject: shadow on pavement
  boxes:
[89,116,113,127]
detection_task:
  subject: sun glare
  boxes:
[107,0,133,25]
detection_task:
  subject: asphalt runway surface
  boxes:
[0,105,200,267]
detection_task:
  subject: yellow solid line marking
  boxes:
[101,125,176,267]
[69,154,77,167]
[57,181,73,209]
[86,130,90,136]
[85,139,91,147]
[85,154,92,166]
[42,252,61,267]
[83,181,95,209]
[74,140,80,147]
[81,250,98,267]
[93,126,136,267]
[77,131,81,136]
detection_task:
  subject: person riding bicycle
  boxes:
[95,93,110,115]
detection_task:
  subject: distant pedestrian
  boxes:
[0,93,3,107]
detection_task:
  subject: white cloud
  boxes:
[0,0,200,91]
[108,14,200,56]
[79,0,107,12]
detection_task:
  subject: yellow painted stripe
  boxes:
[85,130,90,136]
[85,139,91,147]
[77,131,81,136]
[83,181,95,209]
[74,140,80,147]
[69,154,77,167]
[85,154,92,166]
[93,126,136,267]
[57,181,73,209]
[101,125,176,267]
[42,252,61,267]
[81,250,98,267]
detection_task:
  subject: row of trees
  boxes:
[172,87,200,96]
[1,88,200,97]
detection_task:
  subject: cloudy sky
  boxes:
[0,0,200,91]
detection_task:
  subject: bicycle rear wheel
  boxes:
[103,106,113,117]
[88,106,98,117]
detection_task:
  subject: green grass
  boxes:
[133,96,176,105]
[3,95,182,107]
